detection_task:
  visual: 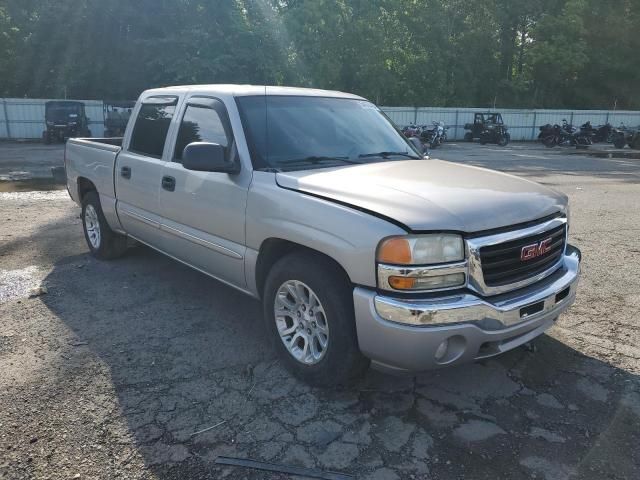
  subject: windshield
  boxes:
[47,104,82,122]
[236,95,420,170]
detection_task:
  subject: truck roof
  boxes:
[141,84,366,101]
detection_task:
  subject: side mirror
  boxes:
[182,142,239,174]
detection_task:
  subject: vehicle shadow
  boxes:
[40,245,640,479]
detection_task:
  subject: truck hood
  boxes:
[275,159,567,232]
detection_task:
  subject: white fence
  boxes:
[0,98,106,139]
[1,97,640,141]
[381,107,640,141]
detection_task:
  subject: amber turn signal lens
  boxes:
[388,276,416,289]
[378,238,412,264]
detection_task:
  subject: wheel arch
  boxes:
[77,176,97,201]
[254,238,353,299]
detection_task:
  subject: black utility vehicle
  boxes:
[104,101,135,137]
[43,101,91,144]
[464,112,510,146]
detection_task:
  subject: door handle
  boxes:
[120,166,131,179]
[161,175,176,192]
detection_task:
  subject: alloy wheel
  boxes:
[274,280,330,365]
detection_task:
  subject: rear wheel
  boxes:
[464,132,473,142]
[263,251,369,386]
[81,191,128,260]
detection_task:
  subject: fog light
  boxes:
[434,339,449,361]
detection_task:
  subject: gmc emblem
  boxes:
[521,237,553,261]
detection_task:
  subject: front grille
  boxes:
[479,224,566,287]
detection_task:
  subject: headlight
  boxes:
[377,234,464,265]
[377,234,466,292]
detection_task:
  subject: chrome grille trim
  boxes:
[466,216,567,296]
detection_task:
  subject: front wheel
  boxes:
[81,191,128,260]
[263,252,369,386]
[613,136,626,149]
[543,135,557,148]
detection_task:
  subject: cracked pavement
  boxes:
[0,143,639,479]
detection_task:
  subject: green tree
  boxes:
[0,0,638,108]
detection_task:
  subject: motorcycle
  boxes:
[611,124,640,149]
[580,121,612,143]
[420,121,448,148]
[539,120,591,147]
[401,123,422,138]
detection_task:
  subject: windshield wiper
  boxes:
[278,156,362,166]
[358,151,419,159]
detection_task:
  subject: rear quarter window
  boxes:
[129,97,177,158]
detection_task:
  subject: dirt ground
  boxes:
[0,142,638,479]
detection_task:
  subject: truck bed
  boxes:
[65,137,123,206]
[78,137,123,148]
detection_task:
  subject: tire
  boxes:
[464,132,473,142]
[263,251,369,386]
[500,133,511,146]
[43,131,51,145]
[613,137,626,149]
[81,191,128,260]
[543,135,557,148]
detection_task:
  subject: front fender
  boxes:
[246,172,406,292]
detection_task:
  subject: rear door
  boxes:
[158,95,250,288]
[115,95,180,245]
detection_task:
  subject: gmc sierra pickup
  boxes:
[65,85,581,385]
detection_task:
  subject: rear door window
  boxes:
[174,99,232,162]
[129,96,178,158]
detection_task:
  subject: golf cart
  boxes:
[43,101,91,144]
[464,112,510,146]
[104,101,135,137]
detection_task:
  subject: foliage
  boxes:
[0,0,637,108]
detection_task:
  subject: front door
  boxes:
[158,96,250,289]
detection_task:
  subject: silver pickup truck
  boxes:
[65,85,581,385]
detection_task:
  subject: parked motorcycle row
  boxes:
[538,120,640,149]
[401,121,449,149]
[402,112,511,149]
[402,114,640,151]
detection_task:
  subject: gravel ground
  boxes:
[0,142,639,479]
